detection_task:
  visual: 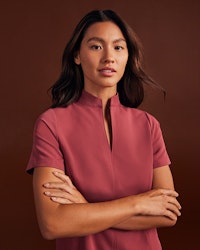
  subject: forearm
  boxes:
[34,167,181,239]
[38,192,180,239]
[35,193,136,239]
[112,215,177,231]
[33,168,137,239]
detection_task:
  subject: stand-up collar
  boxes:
[78,90,121,107]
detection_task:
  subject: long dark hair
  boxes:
[50,9,164,108]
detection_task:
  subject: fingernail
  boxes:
[43,183,50,187]
[44,191,50,195]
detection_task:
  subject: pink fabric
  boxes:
[27,90,170,249]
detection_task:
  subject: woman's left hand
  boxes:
[43,171,88,204]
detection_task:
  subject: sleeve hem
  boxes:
[26,161,65,175]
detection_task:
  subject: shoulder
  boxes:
[34,107,65,132]
[37,108,55,122]
[123,106,160,127]
[34,109,56,130]
[142,111,160,127]
[34,106,75,134]
[136,110,163,137]
[37,107,69,123]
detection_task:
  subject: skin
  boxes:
[33,21,181,240]
[75,21,129,145]
[75,22,128,102]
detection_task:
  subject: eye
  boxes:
[115,45,124,51]
[90,45,102,50]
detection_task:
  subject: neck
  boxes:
[83,86,117,115]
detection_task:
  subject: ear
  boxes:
[74,52,81,65]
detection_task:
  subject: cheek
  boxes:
[81,56,96,70]
[120,56,128,70]
[119,53,128,64]
[80,59,97,79]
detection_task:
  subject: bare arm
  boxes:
[112,165,181,230]
[44,165,181,231]
[35,166,181,239]
[33,167,137,239]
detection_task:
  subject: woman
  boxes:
[27,9,181,250]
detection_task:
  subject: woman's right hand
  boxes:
[134,189,181,220]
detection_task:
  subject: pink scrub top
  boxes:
[27,90,171,250]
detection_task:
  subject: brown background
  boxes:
[0,0,199,249]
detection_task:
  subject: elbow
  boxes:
[165,218,178,228]
[158,216,179,229]
[39,221,60,240]
[41,230,56,241]
[39,220,78,240]
[40,227,57,240]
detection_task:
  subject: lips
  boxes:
[99,67,116,73]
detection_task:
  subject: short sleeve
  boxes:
[26,110,65,174]
[146,113,171,168]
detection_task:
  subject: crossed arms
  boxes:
[33,165,181,240]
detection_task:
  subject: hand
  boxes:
[134,189,181,220]
[43,171,88,204]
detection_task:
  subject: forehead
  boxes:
[83,21,125,42]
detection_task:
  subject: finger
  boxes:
[53,171,74,188]
[51,196,72,204]
[164,209,178,221]
[159,195,181,217]
[162,189,179,197]
[44,190,71,199]
[44,190,85,203]
[43,182,74,194]
[167,196,182,210]
[167,202,181,217]
[44,190,75,202]
[153,189,179,198]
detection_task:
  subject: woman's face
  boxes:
[75,21,128,95]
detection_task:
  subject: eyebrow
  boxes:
[87,37,126,44]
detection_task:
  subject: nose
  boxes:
[104,57,114,64]
[102,48,115,64]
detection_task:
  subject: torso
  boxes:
[29,90,170,249]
